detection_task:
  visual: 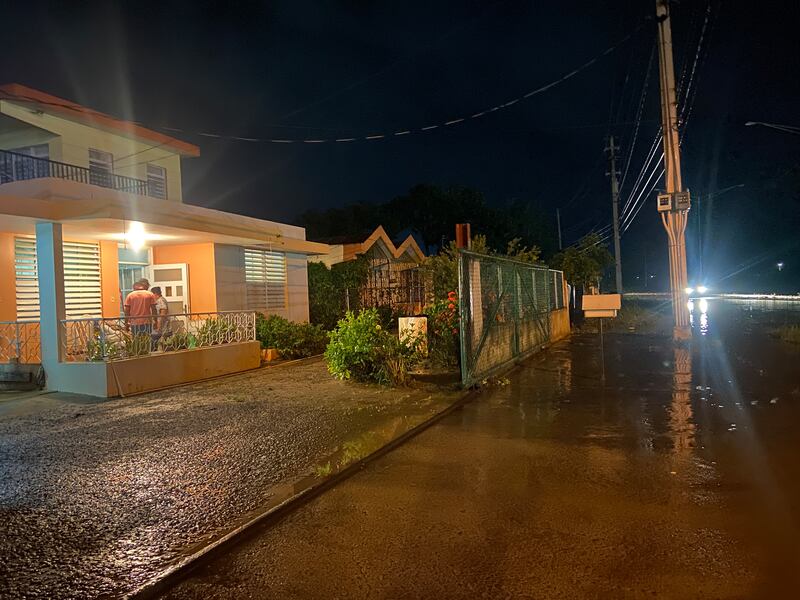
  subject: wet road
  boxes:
[0,360,456,599]
[166,299,800,599]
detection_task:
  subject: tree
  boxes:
[550,233,614,292]
[422,234,542,300]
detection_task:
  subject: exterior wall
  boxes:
[99,240,121,318]
[286,253,310,322]
[48,362,109,397]
[0,101,183,202]
[213,244,247,312]
[212,245,309,322]
[105,341,261,397]
[549,307,571,342]
[152,243,217,313]
[0,232,16,321]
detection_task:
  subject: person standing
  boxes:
[124,279,155,335]
[150,286,170,347]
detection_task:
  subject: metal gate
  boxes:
[458,250,564,387]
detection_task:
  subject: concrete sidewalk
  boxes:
[0,358,460,599]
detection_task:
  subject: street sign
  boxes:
[582,294,621,318]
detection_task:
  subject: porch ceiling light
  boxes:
[125,221,147,251]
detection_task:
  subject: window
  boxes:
[15,237,103,321]
[146,164,167,200]
[88,148,113,188]
[244,248,287,311]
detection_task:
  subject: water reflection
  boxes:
[688,297,710,335]
[669,346,695,455]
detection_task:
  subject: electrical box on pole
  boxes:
[656,0,691,340]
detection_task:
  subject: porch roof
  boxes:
[0,179,330,255]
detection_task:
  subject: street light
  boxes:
[745,121,800,136]
[777,262,785,271]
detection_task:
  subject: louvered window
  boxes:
[146,164,167,200]
[244,248,287,311]
[14,237,103,321]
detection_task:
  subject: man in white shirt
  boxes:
[150,286,170,348]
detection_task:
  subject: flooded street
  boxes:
[166,299,800,599]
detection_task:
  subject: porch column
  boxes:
[36,222,66,371]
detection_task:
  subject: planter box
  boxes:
[262,348,280,362]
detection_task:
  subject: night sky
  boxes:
[3,0,799,291]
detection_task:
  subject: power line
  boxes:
[0,22,646,147]
[619,42,656,192]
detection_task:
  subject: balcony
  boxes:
[0,148,159,198]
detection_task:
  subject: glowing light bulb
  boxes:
[126,222,146,251]
[697,285,708,294]
[685,287,694,295]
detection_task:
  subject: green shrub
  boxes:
[325,308,419,385]
[308,258,369,330]
[256,313,328,359]
[196,318,237,346]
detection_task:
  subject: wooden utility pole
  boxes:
[656,0,691,340]
[556,208,563,250]
[606,135,623,293]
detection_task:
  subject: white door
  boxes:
[149,263,190,319]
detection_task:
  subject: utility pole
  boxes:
[656,0,691,340]
[606,135,623,293]
[556,208,563,250]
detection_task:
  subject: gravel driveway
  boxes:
[0,358,458,599]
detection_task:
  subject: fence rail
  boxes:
[0,321,41,364]
[0,149,153,196]
[458,250,565,387]
[60,311,256,363]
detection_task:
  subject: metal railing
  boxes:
[60,311,256,363]
[0,321,41,364]
[0,149,152,196]
[458,250,565,387]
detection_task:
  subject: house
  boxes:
[0,84,328,396]
[314,226,426,314]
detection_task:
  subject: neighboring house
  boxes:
[0,84,328,396]
[315,226,426,314]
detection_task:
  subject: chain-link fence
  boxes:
[458,250,565,387]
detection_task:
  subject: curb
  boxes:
[128,386,477,599]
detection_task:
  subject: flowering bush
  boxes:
[424,290,460,367]
[325,308,420,385]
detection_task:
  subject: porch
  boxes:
[0,182,328,396]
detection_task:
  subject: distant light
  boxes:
[777,262,785,271]
[125,221,146,251]
[699,298,708,314]
[697,285,708,294]
[685,287,694,295]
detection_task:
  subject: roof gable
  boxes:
[0,83,200,157]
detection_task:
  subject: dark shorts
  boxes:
[131,324,152,335]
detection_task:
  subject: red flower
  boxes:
[447,291,457,300]
[448,303,455,310]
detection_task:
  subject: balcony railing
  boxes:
[60,311,256,363]
[0,321,41,364]
[0,149,153,197]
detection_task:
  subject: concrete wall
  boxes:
[152,243,217,313]
[549,307,570,342]
[0,232,16,320]
[213,245,309,322]
[99,240,121,318]
[286,253,310,322]
[105,341,261,397]
[214,244,247,312]
[0,101,183,202]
